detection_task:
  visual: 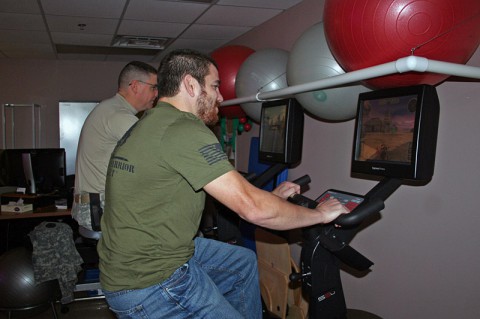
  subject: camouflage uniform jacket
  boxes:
[29,222,83,304]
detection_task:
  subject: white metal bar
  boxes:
[10,105,15,148]
[1,104,5,149]
[35,104,41,148]
[220,56,480,107]
[30,104,35,147]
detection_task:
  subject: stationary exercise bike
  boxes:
[242,166,398,318]
[286,84,440,318]
[288,177,402,319]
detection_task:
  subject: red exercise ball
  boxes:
[211,45,255,118]
[324,0,480,89]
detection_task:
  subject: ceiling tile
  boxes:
[182,24,250,40]
[124,0,210,23]
[197,5,281,27]
[0,0,41,14]
[118,20,188,38]
[46,15,119,34]
[217,0,303,10]
[41,0,127,18]
[0,13,46,31]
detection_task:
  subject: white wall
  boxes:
[0,59,130,148]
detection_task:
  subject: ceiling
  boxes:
[0,0,303,63]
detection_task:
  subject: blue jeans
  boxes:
[103,237,262,318]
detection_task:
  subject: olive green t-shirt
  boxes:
[97,102,234,291]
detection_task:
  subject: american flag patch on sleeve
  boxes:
[198,143,228,165]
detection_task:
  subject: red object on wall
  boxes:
[211,45,255,118]
[323,0,480,89]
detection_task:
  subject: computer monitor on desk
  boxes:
[0,148,67,196]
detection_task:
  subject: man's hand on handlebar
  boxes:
[272,181,301,199]
[315,198,350,224]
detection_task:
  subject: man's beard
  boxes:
[197,91,219,126]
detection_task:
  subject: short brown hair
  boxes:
[157,49,217,98]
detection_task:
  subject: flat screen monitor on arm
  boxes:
[258,98,304,166]
[351,84,440,182]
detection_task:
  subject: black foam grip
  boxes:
[291,175,311,186]
[287,193,318,209]
[333,198,385,227]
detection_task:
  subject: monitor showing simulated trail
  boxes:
[259,98,304,165]
[351,85,440,181]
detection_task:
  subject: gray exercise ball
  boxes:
[0,247,59,309]
[287,22,369,121]
[235,48,289,122]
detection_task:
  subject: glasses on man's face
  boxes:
[130,80,158,91]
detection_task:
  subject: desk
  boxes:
[0,208,71,220]
[0,208,73,254]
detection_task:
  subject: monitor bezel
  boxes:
[351,84,439,181]
[258,98,304,165]
[0,148,67,195]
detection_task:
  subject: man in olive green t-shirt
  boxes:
[98,49,349,319]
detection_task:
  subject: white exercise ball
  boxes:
[235,48,289,122]
[287,22,369,121]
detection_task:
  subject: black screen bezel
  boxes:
[351,85,439,181]
[0,148,67,194]
[258,98,304,165]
